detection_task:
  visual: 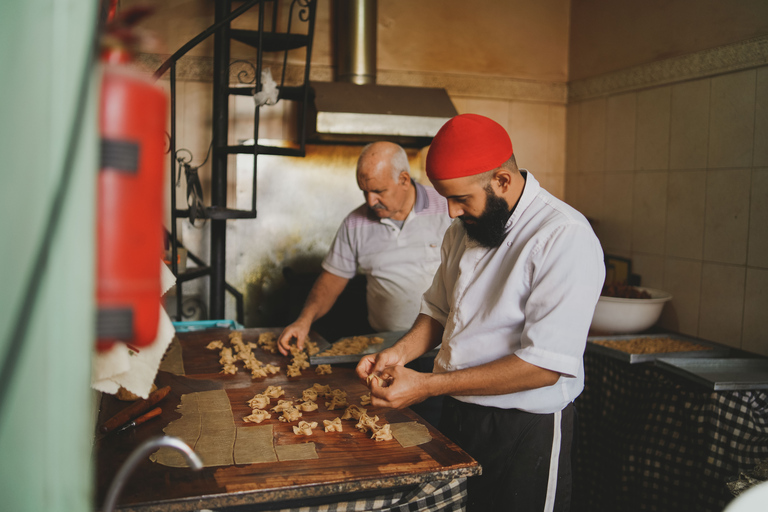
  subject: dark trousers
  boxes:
[438,397,574,512]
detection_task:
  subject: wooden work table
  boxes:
[94,328,479,511]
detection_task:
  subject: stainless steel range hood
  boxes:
[309,81,457,146]
[307,0,457,147]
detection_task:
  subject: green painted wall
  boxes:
[0,1,98,510]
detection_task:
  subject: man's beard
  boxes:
[460,186,512,248]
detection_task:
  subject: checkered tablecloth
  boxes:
[263,478,467,512]
[574,352,768,512]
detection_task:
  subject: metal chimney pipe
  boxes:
[336,0,376,85]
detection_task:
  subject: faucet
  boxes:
[102,435,203,512]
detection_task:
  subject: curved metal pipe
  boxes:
[102,435,203,512]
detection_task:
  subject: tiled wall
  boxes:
[565,65,768,355]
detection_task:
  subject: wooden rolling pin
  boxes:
[100,385,170,433]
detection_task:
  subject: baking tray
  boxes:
[310,330,439,365]
[655,358,768,390]
[586,333,729,364]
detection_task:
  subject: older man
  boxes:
[278,141,451,357]
[357,115,605,511]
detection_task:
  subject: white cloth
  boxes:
[420,171,605,414]
[323,182,452,332]
[91,262,177,399]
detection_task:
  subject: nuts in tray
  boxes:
[317,335,384,357]
[591,337,713,354]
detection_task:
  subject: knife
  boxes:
[100,385,171,434]
[116,407,162,433]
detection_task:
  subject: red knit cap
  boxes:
[426,114,513,180]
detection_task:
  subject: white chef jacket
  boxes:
[323,182,452,332]
[420,171,605,414]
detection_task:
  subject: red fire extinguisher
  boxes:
[96,20,167,351]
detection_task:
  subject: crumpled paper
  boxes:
[253,68,279,107]
[91,262,177,399]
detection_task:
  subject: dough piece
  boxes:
[324,418,343,432]
[305,339,320,355]
[293,421,318,436]
[372,423,393,441]
[360,393,371,406]
[263,386,285,399]
[301,389,318,402]
[355,413,380,433]
[366,374,383,387]
[221,363,238,375]
[247,394,270,410]
[325,395,348,411]
[312,383,331,395]
[341,405,367,421]
[286,364,302,378]
[279,406,302,423]
[264,363,281,375]
[270,400,294,412]
[299,400,318,412]
[243,409,271,424]
[315,364,332,375]
[219,347,236,365]
[206,340,224,350]
[327,388,347,400]
[228,331,243,340]
[250,366,268,379]
[257,332,278,354]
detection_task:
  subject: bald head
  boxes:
[356,141,410,182]
[355,142,415,221]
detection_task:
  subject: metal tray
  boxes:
[310,330,439,365]
[586,333,729,364]
[655,358,768,390]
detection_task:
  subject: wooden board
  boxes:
[94,328,479,511]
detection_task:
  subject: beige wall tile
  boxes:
[564,172,603,222]
[536,172,565,200]
[605,92,636,172]
[670,79,710,170]
[456,97,511,132]
[703,169,751,265]
[632,171,667,255]
[708,69,756,169]
[755,67,768,167]
[600,172,633,253]
[749,169,768,268]
[635,86,671,171]
[659,257,702,336]
[566,102,580,172]
[665,170,706,260]
[548,105,566,176]
[698,262,745,347]
[742,268,768,356]
[631,252,665,289]
[578,98,606,173]
[507,101,552,172]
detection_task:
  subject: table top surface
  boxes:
[94,328,479,511]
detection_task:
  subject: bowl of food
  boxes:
[590,285,673,334]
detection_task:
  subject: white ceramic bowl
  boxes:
[590,287,673,334]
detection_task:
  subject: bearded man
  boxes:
[357,114,605,512]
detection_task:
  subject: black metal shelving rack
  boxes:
[154,0,317,323]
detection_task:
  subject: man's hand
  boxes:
[277,320,310,356]
[369,365,431,409]
[356,346,406,383]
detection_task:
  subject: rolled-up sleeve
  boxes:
[515,223,605,377]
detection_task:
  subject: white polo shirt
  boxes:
[420,171,605,414]
[323,182,452,332]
